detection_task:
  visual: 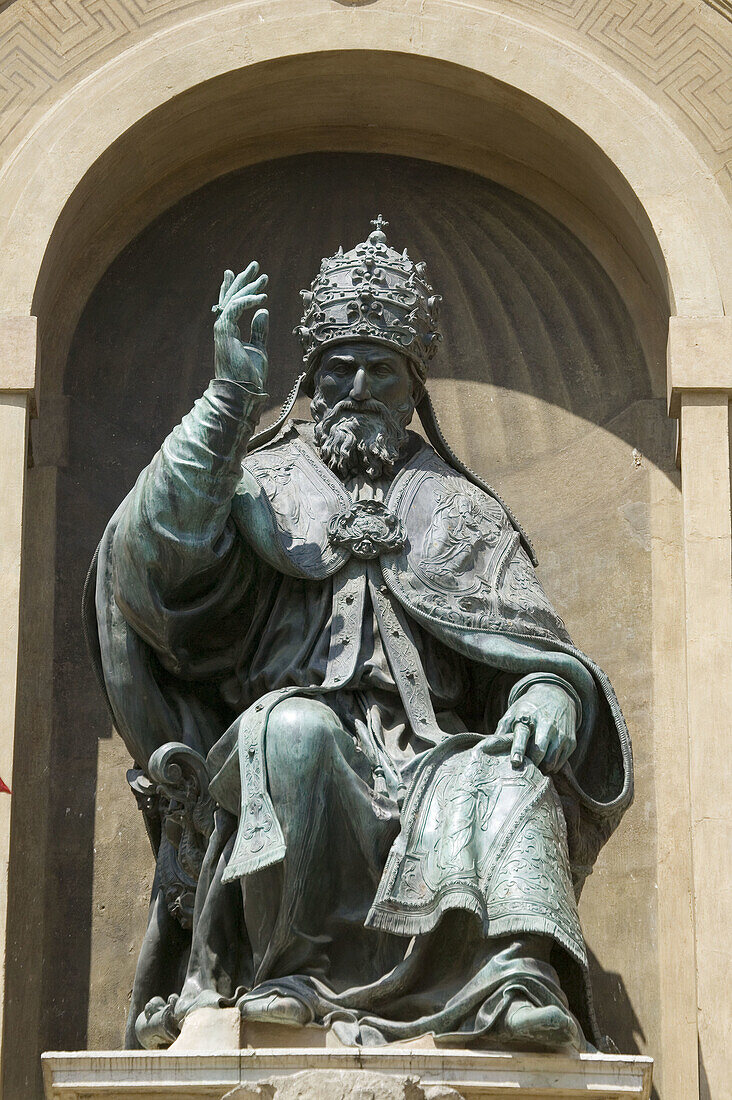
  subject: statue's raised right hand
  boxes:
[213,262,269,389]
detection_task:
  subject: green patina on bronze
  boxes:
[84,221,632,1054]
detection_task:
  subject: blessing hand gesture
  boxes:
[213,262,269,389]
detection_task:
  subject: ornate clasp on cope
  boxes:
[327,499,405,560]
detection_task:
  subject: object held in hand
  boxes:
[511,716,535,767]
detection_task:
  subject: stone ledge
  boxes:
[42,1048,653,1099]
[667,316,732,418]
[0,315,37,396]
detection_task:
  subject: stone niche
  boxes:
[13,152,674,1097]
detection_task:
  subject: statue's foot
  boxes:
[503,1000,582,1051]
[239,992,311,1028]
[135,994,181,1050]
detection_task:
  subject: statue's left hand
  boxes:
[495,683,577,773]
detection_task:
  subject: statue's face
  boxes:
[314,342,415,412]
[310,341,416,481]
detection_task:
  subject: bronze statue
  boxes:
[84,217,632,1052]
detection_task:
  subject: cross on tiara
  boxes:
[371,214,389,232]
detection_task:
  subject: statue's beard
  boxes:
[311,392,413,480]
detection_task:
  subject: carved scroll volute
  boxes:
[147,743,215,929]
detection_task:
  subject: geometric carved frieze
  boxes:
[0,0,201,147]
[584,4,732,154]
[506,0,732,159]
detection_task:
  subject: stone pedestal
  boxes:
[42,1048,653,1099]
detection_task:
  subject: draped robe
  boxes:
[85,377,633,1049]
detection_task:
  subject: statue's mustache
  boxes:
[322,397,392,419]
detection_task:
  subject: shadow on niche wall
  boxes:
[9,153,670,1079]
[588,948,660,1100]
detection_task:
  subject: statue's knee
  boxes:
[266,699,336,776]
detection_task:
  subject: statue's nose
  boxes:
[350,368,371,401]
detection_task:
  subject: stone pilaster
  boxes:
[0,314,35,1079]
[668,316,732,1100]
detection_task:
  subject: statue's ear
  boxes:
[301,357,320,398]
[410,374,425,404]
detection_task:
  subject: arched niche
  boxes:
[13,47,669,412]
[7,153,680,1097]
